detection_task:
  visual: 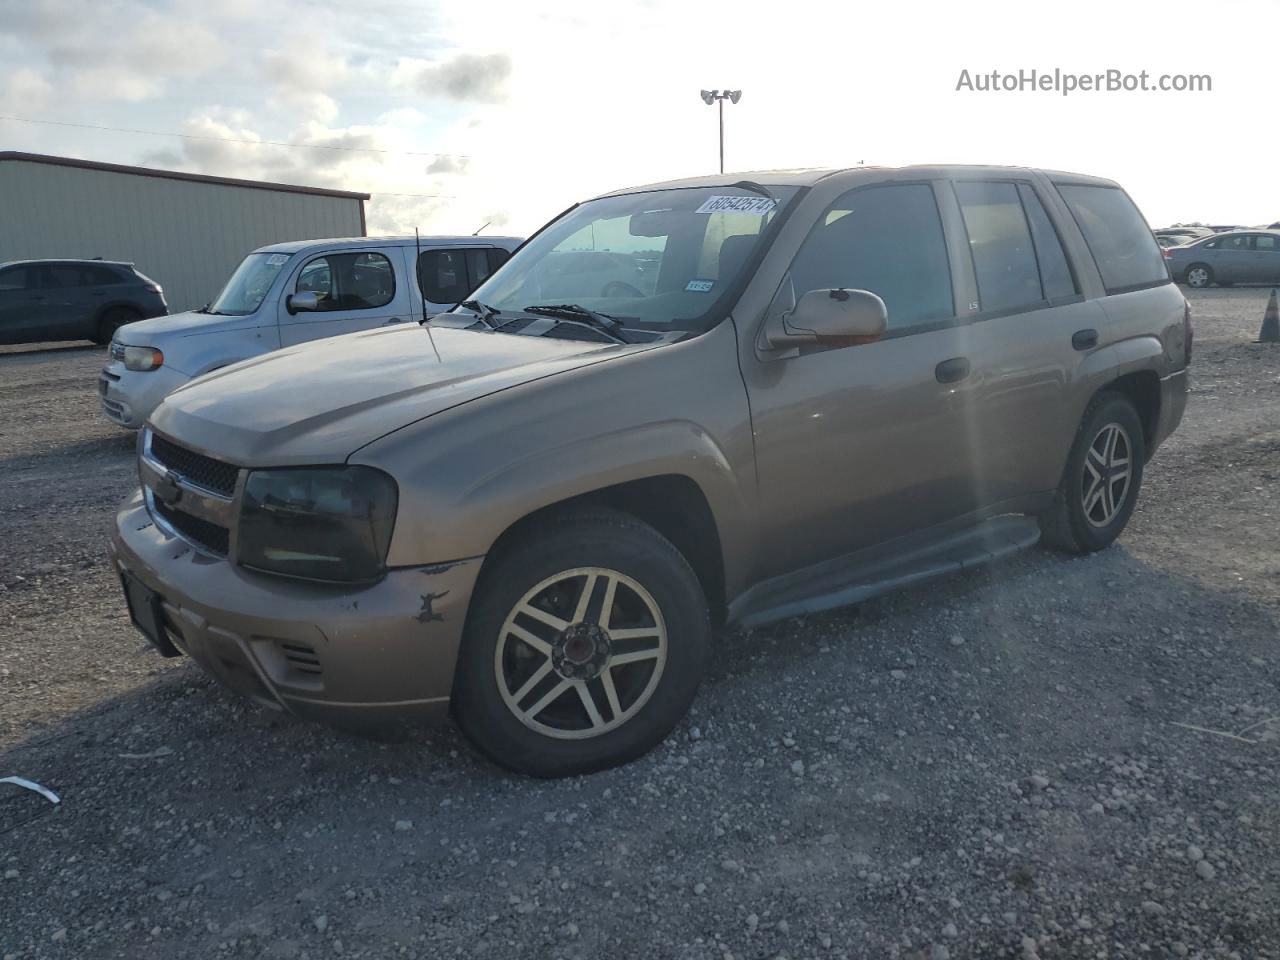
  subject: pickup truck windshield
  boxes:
[460,186,799,333]
[208,252,293,316]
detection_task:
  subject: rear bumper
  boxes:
[1151,368,1188,455]
[109,488,481,729]
[99,364,188,429]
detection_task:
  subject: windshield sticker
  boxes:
[685,279,715,293]
[695,195,778,216]
[266,254,290,266]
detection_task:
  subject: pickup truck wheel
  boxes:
[453,509,710,777]
[93,306,141,345]
[1039,392,1146,554]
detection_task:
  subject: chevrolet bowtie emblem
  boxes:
[154,470,183,506]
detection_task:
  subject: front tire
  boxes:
[1039,392,1146,554]
[453,509,710,777]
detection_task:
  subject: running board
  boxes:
[728,515,1041,629]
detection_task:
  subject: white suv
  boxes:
[99,235,521,428]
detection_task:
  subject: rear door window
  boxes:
[1056,184,1168,293]
[1017,184,1077,300]
[954,181,1042,312]
[1254,235,1279,251]
[418,249,470,305]
[418,248,509,304]
[788,183,954,334]
[44,264,91,288]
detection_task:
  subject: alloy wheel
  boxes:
[1081,422,1132,527]
[1187,266,1210,288]
[494,567,667,740]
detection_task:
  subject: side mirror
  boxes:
[764,287,887,350]
[286,291,321,315]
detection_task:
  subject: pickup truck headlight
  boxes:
[238,467,398,583]
[123,346,164,371]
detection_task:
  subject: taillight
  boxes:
[1162,248,1173,259]
[144,283,163,295]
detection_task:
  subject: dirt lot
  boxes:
[1,287,1278,960]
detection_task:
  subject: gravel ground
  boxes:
[1,287,1278,960]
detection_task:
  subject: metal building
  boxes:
[0,152,369,311]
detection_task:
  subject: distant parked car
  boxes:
[0,259,167,346]
[1164,230,1280,287]
[1154,233,1190,249]
[100,235,521,428]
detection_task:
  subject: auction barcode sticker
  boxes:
[695,195,778,215]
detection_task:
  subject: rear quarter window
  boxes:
[1056,184,1168,294]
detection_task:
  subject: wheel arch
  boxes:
[478,475,728,624]
[1100,370,1161,457]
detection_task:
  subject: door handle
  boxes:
[935,356,971,384]
[382,317,403,326]
[1072,328,1099,351]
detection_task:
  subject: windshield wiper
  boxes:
[730,179,773,198]
[457,299,501,330]
[522,304,632,344]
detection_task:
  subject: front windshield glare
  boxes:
[209,252,293,316]
[462,186,797,331]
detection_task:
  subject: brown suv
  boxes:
[110,165,1190,777]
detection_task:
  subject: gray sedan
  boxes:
[1164,230,1280,288]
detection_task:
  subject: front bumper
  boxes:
[99,364,189,429]
[110,488,481,728]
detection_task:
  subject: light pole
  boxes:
[700,89,741,174]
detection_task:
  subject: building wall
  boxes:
[0,160,365,312]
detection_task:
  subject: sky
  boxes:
[2,0,1277,237]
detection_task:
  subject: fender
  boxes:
[1075,333,1168,386]
[379,419,755,595]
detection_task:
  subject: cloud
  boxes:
[426,155,469,175]
[0,68,53,114]
[414,52,512,102]
[4,0,231,102]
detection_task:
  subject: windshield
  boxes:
[459,185,799,332]
[208,252,293,316]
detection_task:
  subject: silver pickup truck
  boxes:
[99,234,521,428]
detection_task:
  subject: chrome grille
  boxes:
[149,434,239,498]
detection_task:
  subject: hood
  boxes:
[117,308,267,341]
[148,324,653,464]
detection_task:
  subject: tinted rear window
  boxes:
[1056,184,1168,293]
[954,181,1042,313]
[1018,184,1077,300]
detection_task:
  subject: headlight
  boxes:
[123,346,164,371]
[238,467,398,583]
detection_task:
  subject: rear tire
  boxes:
[94,306,140,345]
[1039,392,1146,555]
[452,509,710,777]
[1184,264,1213,289]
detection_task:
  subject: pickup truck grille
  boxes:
[149,434,240,498]
[154,500,230,557]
